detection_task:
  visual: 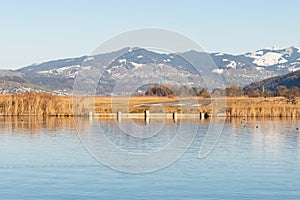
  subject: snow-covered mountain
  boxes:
[1,46,300,94]
[211,46,300,84]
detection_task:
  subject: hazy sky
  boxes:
[1,0,300,69]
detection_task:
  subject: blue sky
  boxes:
[1,0,299,69]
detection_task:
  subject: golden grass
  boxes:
[225,97,300,117]
[0,92,299,117]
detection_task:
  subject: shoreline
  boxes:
[0,93,299,118]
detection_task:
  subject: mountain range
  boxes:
[1,46,300,95]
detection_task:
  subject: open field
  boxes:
[0,93,300,117]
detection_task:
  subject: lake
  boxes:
[0,116,299,199]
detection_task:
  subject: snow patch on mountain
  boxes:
[119,59,127,64]
[277,65,285,69]
[288,66,300,72]
[245,50,264,58]
[255,67,264,71]
[131,62,144,68]
[226,61,237,69]
[83,57,94,62]
[255,51,264,55]
[212,69,224,74]
[82,66,92,70]
[284,48,294,56]
[252,52,287,66]
[65,59,74,62]
[56,65,80,73]
[37,65,80,74]
[214,53,224,56]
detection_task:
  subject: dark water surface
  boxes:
[0,116,299,199]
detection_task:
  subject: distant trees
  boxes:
[276,85,289,97]
[144,84,300,98]
[245,86,260,97]
[199,88,210,98]
[245,85,300,98]
[225,85,243,97]
[145,85,174,97]
[144,85,211,98]
[211,88,226,97]
[289,86,300,97]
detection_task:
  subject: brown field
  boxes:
[0,92,300,117]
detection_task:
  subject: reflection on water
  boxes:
[75,117,205,173]
[229,117,300,157]
[0,116,300,199]
[0,116,76,134]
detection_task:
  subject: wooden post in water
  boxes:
[200,112,205,119]
[145,110,150,124]
[117,111,121,122]
[89,111,93,121]
[173,112,178,122]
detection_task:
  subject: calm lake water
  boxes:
[0,116,299,199]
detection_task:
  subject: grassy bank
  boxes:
[0,92,299,117]
[226,97,300,117]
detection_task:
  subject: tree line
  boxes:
[144,84,300,99]
[144,85,210,98]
